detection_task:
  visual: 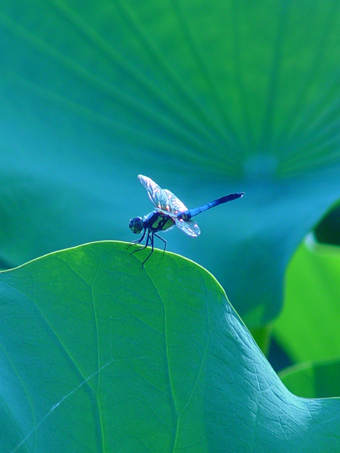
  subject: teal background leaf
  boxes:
[1,0,340,328]
[1,241,340,452]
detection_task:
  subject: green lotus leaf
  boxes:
[280,358,340,398]
[274,237,340,363]
[1,242,340,452]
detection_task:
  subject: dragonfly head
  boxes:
[129,217,144,234]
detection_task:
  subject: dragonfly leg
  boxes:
[141,232,155,266]
[130,231,166,267]
[153,233,167,254]
[140,232,167,266]
[130,230,150,255]
[128,229,146,250]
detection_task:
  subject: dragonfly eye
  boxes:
[129,217,143,234]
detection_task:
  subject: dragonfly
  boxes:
[129,175,244,266]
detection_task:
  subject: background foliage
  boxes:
[1,0,340,451]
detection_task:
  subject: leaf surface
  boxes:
[1,242,340,452]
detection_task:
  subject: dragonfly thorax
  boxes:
[129,217,144,234]
[144,211,175,233]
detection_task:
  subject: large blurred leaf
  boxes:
[1,1,340,326]
[1,241,340,452]
[274,236,340,363]
[280,358,340,398]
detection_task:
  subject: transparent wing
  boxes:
[138,175,200,237]
[138,175,188,214]
[138,175,162,208]
[175,217,201,237]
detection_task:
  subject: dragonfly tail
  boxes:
[179,192,244,219]
[220,192,245,204]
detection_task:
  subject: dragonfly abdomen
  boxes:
[178,192,244,220]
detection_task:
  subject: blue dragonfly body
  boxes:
[129,175,244,265]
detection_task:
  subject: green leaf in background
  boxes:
[280,358,340,398]
[1,241,340,452]
[1,1,340,327]
[274,236,340,363]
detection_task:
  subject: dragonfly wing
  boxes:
[138,175,163,208]
[138,175,189,214]
[175,217,201,237]
[163,189,188,214]
[156,208,176,218]
[138,175,200,237]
